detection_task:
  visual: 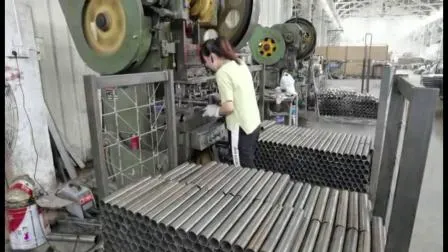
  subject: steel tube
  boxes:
[232,202,273,252]
[294,183,312,209]
[300,220,321,252]
[220,200,264,251]
[259,206,294,252]
[244,204,282,252]
[187,195,236,242]
[275,181,293,206]
[343,229,358,252]
[247,171,273,200]
[311,187,330,221]
[209,198,255,249]
[274,208,304,252]
[348,191,359,230]
[371,217,384,252]
[46,233,98,243]
[323,189,339,224]
[335,190,349,227]
[256,173,281,201]
[284,182,303,207]
[177,191,226,239]
[197,196,242,246]
[328,226,346,252]
[265,174,290,203]
[314,222,333,252]
[228,169,258,196]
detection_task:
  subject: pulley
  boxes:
[59,0,152,74]
[217,0,260,49]
[249,26,286,66]
[285,17,317,60]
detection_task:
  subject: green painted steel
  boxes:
[58,0,152,74]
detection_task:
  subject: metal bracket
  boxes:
[161,40,176,57]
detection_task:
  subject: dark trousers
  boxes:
[228,126,260,168]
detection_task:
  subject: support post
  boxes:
[372,78,405,219]
[84,75,108,199]
[369,65,393,204]
[385,85,437,252]
[164,70,178,171]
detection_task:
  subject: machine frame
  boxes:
[84,70,178,199]
[369,65,438,251]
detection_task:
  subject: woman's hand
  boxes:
[202,104,221,117]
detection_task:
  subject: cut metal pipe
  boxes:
[247,171,274,200]
[232,202,274,252]
[311,187,330,222]
[323,189,339,224]
[259,206,294,252]
[348,191,359,230]
[335,190,349,227]
[371,217,384,252]
[357,231,371,252]
[314,222,333,252]
[343,229,359,252]
[197,196,242,246]
[294,183,312,209]
[328,226,346,252]
[220,200,264,252]
[300,220,321,252]
[274,181,293,206]
[284,182,303,207]
[177,190,226,239]
[274,208,304,252]
[256,173,281,201]
[209,198,255,249]
[244,204,282,252]
[228,169,258,196]
[46,233,98,243]
[265,174,290,203]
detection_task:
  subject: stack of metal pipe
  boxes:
[99,162,385,252]
[254,124,373,192]
[317,88,379,119]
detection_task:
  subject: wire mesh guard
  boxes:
[317,88,379,119]
[255,123,373,193]
[100,162,386,252]
[101,82,169,190]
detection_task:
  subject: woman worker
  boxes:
[200,37,261,168]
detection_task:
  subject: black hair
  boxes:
[199,37,241,65]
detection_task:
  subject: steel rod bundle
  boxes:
[99,162,385,252]
[317,88,379,119]
[254,123,374,192]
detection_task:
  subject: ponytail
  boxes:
[200,37,241,65]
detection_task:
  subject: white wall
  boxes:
[30,0,96,162]
[259,0,293,26]
[5,0,56,191]
[339,14,443,60]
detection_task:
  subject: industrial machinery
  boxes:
[248,17,317,123]
[58,0,259,76]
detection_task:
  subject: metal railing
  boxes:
[84,70,178,199]
[369,66,438,251]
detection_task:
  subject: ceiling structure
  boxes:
[335,0,443,18]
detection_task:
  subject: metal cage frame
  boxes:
[369,65,438,251]
[84,70,178,199]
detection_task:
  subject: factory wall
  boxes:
[30,0,96,162]
[5,0,56,191]
[258,0,293,26]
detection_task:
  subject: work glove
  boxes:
[202,104,221,117]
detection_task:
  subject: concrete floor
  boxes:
[315,77,444,252]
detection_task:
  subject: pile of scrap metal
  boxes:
[5,175,102,251]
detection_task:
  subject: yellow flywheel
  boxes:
[83,0,127,55]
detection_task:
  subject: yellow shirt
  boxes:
[216,60,261,134]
